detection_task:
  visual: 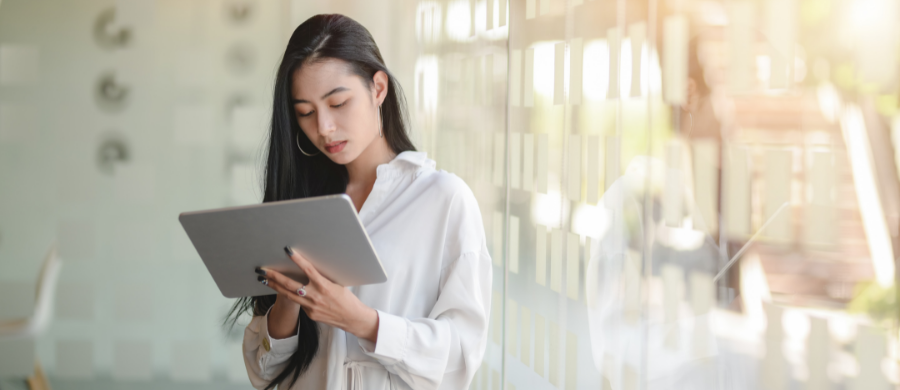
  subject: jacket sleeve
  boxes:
[242,307,299,389]
[357,183,493,389]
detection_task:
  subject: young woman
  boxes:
[229,14,492,390]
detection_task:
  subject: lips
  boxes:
[324,140,347,154]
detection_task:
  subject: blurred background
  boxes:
[1,0,900,389]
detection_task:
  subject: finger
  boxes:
[284,246,323,282]
[256,271,288,293]
[260,273,310,305]
[262,269,314,301]
[262,268,300,290]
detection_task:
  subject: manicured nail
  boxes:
[257,276,268,285]
[254,267,266,276]
[284,246,294,255]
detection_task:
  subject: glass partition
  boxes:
[421,0,900,389]
[411,1,510,388]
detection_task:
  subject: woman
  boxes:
[229,14,492,390]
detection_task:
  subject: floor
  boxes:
[0,376,252,390]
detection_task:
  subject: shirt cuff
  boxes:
[359,310,408,365]
[261,306,300,357]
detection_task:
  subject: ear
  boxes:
[371,70,389,106]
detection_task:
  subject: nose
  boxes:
[316,108,336,137]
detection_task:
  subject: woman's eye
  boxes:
[297,111,313,117]
[331,102,346,108]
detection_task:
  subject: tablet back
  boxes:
[178,194,387,298]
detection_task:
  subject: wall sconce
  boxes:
[96,133,130,175]
[92,7,131,50]
[94,71,130,113]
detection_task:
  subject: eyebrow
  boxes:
[292,86,349,104]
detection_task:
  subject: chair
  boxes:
[0,245,62,390]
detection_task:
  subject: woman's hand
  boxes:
[258,246,380,343]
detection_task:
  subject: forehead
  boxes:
[291,58,363,98]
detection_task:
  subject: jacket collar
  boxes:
[388,150,435,170]
[361,151,434,223]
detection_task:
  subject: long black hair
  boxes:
[226,14,415,389]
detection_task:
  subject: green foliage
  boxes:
[848,281,899,324]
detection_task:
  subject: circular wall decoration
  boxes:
[225,42,256,75]
[96,133,130,175]
[224,0,256,25]
[95,71,130,113]
[93,7,131,50]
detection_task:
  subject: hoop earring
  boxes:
[378,105,384,138]
[296,133,320,157]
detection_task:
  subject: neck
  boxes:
[345,136,396,187]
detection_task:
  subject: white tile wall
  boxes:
[55,340,94,378]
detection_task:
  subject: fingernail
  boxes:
[284,246,294,255]
[257,276,268,285]
[254,267,266,276]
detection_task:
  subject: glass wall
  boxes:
[422,0,900,389]
[410,0,509,388]
[2,0,900,389]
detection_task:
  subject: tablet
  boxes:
[178,194,387,298]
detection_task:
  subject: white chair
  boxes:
[0,245,62,390]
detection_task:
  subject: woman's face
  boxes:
[291,58,387,165]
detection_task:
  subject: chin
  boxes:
[327,151,358,165]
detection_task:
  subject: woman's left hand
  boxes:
[259,246,380,343]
